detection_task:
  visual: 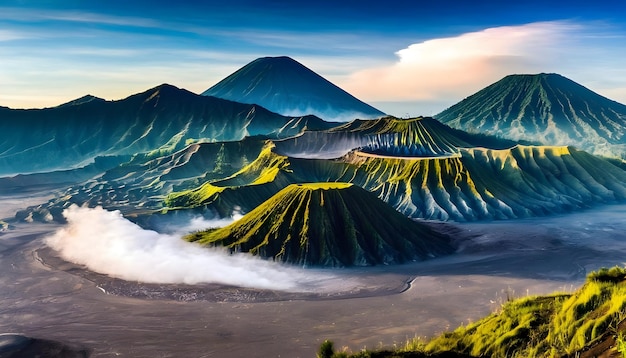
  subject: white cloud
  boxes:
[0,29,26,41]
[341,22,575,103]
[339,21,626,113]
[0,7,159,28]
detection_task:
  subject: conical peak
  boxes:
[436,71,626,157]
[202,56,385,121]
[503,73,561,79]
[186,180,455,266]
[496,73,579,89]
[57,94,106,108]
[251,56,301,65]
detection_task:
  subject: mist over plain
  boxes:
[44,205,333,291]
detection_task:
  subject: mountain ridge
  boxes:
[0,83,335,175]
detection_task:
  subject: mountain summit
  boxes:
[436,73,626,157]
[202,56,386,122]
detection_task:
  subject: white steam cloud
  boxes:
[45,205,332,291]
[181,210,243,234]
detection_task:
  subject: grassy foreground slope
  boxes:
[329,267,626,358]
[185,183,455,267]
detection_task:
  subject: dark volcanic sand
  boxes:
[2,203,626,357]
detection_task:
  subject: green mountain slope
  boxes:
[425,267,626,357]
[185,183,455,267]
[436,73,626,158]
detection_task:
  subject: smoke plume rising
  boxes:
[45,205,331,291]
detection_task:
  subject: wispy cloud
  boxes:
[0,29,26,41]
[0,7,160,28]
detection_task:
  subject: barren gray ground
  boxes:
[1,193,625,357]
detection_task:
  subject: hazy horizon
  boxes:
[1,1,625,116]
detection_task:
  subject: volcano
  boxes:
[202,56,386,122]
[185,182,455,267]
[436,73,626,158]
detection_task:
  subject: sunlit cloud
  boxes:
[340,21,626,114]
[342,22,574,102]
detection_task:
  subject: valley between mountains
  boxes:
[2,56,626,357]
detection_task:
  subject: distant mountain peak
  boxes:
[254,55,299,63]
[58,94,106,108]
[144,83,187,95]
[124,83,201,104]
[202,56,385,121]
[507,72,558,77]
[436,73,626,158]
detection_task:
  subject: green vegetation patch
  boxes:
[164,142,291,208]
[425,294,565,357]
[164,183,226,208]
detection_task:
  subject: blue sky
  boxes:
[1,0,625,115]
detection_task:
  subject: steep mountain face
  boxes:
[342,146,626,221]
[166,143,626,222]
[185,183,455,267]
[0,84,333,175]
[202,56,386,122]
[436,73,626,158]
